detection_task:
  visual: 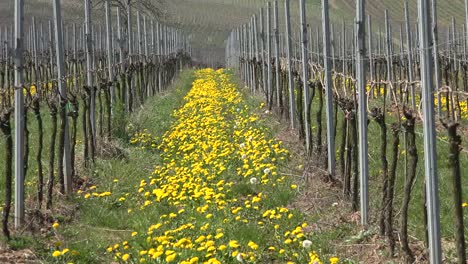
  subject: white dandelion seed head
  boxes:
[265,110,270,114]
[250,177,258,185]
[236,253,244,263]
[239,143,245,148]
[264,168,271,174]
[302,239,312,248]
[241,154,247,159]
[332,202,339,207]
[236,108,240,112]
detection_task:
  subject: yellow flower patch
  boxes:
[107,69,335,263]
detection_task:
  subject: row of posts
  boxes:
[226,0,442,262]
[10,0,190,231]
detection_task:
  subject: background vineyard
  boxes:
[2,0,467,66]
[227,0,468,263]
[1,0,468,263]
[0,0,192,246]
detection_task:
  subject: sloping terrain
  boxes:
[0,0,464,64]
[163,0,465,64]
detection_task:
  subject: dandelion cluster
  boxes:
[434,96,468,119]
[130,129,160,150]
[77,185,113,199]
[49,221,79,261]
[104,69,337,263]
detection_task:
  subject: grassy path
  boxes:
[44,69,340,264]
[39,71,195,263]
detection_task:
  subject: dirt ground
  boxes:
[0,247,38,264]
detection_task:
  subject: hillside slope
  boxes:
[163,0,465,64]
[0,0,464,64]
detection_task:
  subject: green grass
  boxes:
[233,79,468,261]
[38,70,195,263]
[0,103,83,206]
[0,65,466,263]
[40,68,350,264]
[0,70,194,262]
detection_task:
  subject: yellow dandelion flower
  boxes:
[122,253,130,261]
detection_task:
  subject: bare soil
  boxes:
[0,247,38,264]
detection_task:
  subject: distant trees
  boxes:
[94,0,164,20]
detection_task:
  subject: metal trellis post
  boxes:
[356,0,368,226]
[321,0,335,176]
[418,0,442,262]
[14,0,25,228]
